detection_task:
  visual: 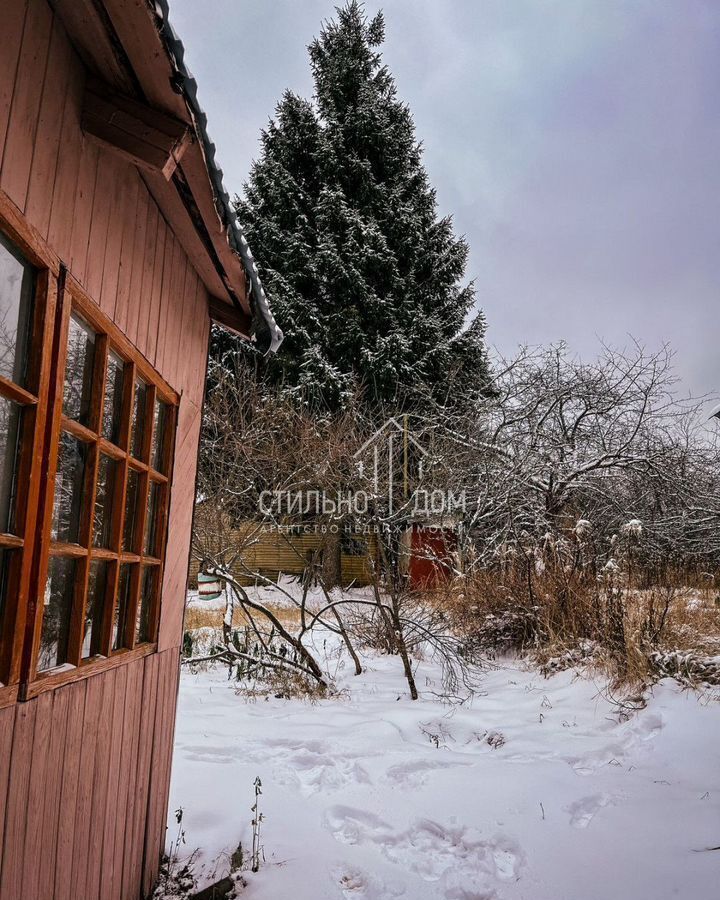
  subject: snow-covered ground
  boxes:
[169,630,720,899]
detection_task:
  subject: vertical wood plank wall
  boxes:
[0,1,209,897]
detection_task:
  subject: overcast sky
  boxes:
[170,0,720,399]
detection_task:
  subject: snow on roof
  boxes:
[152,0,283,353]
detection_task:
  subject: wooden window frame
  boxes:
[0,191,179,705]
[24,280,178,698]
[0,197,59,709]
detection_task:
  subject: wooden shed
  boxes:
[0,2,281,898]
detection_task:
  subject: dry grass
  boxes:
[645,588,720,655]
[184,603,303,634]
[183,606,225,632]
[430,567,720,686]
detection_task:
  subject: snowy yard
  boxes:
[168,620,720,900]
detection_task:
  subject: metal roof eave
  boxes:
[150,0,283,354]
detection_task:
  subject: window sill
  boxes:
[21,642,157,701]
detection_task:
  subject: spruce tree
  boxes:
[234,1,490,409]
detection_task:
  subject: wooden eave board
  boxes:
[55,0,248,310]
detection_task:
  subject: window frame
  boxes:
[24,280,178,696]
[0,193,179,704]
[0,198,59,708]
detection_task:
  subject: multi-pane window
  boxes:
[0,218,177,696]
[36,305,175,676]
[0,230,39,692]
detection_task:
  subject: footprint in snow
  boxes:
[180,743,240,764]
[634,712,664,739]
[566,712,664,775]
[384,758,470,788]
[332,865,405,899]
[326,807,391,846]
[565,793,613,828]
[242,740,371,796]
[325,805,523,893]
[444,878,498,900]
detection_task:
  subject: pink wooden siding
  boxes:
[0,648,181,899]
[0,0,210,896]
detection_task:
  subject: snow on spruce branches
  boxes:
[231,1,490,409]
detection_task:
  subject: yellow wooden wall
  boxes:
[191,515,376,588]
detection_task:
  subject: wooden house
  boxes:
[190,505,454,592]
[190,509,377,588]
[0,1,281,898]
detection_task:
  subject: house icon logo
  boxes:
[354,416,428,509]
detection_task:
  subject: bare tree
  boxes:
[191,353,480,697]
[190,340,720,691]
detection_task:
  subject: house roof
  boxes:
[151,0,283,353]
[53,0,283,353]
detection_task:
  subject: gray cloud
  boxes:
[170,0,720,397]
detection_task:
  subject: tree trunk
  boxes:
[331,606,363,675]
[371,569,397,653]
[390,594,418,700]
[322,530,342,590]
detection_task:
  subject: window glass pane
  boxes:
[122,468,140,552]
[63,314,96,425]
[341,535,368,557]
[101,352,124,443]
[82,560,108,659]
[93,455,117,548]
[136,566,156,644]
[0,230,34,387]
[51,432,88,543]
[112,563,135,651]
[39,556,76,671]
[151,400,169,471]
[130,380,147,459]
[0,397,21,534]
[144,481,162,556]
[0,548,14,655]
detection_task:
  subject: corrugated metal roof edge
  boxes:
[151,0,283,354]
